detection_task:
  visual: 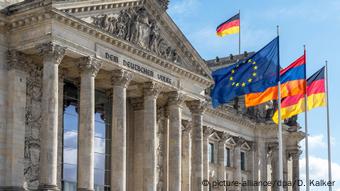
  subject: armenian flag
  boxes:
[272,67,326,124]
[211,37,279,108]
[245,54,306,107]
[216,13,240,37]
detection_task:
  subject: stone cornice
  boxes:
[6,7,213,88]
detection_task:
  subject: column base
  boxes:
[0,186,26,191]
[77,188,94,191]
[38,184,59,191]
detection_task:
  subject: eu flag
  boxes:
[211,37,280,108]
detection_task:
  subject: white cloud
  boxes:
[308,134,327,149]
[300,156,340,191]
[168,0,200,15]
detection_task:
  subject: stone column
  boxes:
[217,133,229,191]
[256,140,267,191]
[181,120,191,191]
[186,100,207,191]
[156,107,168,191]
[202,126,213,191]
[166,91,184,191]
[131,97,144,191]
[143,82,161,191]
[3,50,28,190]
[289,149,300,191]
[77,57,101,191]
[38,43,66,191]
[110,69,132,191]
[233,138,243,191]
[269,143,279,191]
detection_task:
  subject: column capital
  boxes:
[37,42,66,64]
[203,126,214,138]
[112,69,133,88]
[7,50,31,71]
[166,91,185,107]
[143,81,162,98]
[287,149,302,159]
[186,100,208,115]
[268,142,279,151]
[78,56,102,77]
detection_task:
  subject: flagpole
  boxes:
[325,61,333,191]
[238,10,241,55]
[277,25,284,191]
[303,45,310,191]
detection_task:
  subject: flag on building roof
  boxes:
[245,54,306,107]
[272,67,326,124]
[211,37,280,108]
[216,13,240,37]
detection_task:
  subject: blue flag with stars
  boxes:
[211,37,280,108]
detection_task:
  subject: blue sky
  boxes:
[167,0,339,190]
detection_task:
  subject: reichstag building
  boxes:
[0,0,303,191]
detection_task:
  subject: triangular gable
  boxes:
[225,137,237,146]
[240,142,251,151]
[55,0,213,80]
[208,132,220,142]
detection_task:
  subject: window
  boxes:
[208,143,214,163]
[62,82,111,191]
[240,151,246,171]
[224,147,231,167]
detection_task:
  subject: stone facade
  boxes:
[0,0,304,191]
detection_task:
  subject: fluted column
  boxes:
[186,100,207,191]
[289,149,301,191]
[77,57,101,191]
[111,69,132,191]
[167,91,184,191]
[233,138,243,191]
[181,121,191,191]
[143,82,161,191]
[269,143,279,191]
[217,133,229,191]
[131,97,144,191]
[38,43,66,191]
[203,126,213,191]
[256,140,267,191]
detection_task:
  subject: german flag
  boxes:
[245,54,306,107]
[272,67,326,124]
[216,13,240,37]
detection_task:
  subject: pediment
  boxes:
[55,0,212,80]
[240,142,251,151]
[208,132,221,142]
[225,137,236,146]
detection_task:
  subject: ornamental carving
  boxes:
[37,42,66,64]
[24,63,43,189]
[78,56,102,77]
[90,7,183,66]
[112,69,133,88]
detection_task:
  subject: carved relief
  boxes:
[90,7,184,67]
[24,63,43,189]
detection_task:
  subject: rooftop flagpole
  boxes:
[304,45,310,191]
[238,10,241,55]
[325,61,333,191]
[277,25,284,191]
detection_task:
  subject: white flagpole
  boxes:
[277,25,284,191]
[325,61,333,191]
[304,46,310,191]
[238,10,241,55]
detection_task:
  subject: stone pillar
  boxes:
[156,107,168,191]
[167,91,184,191]
[57,70,66,188]
[202,126,213,191]
[143,82,161,191]
[269,143,279,191]
[110,69,132,191]
[77,57,101,191]
[131,97,144,191]
[186,100,207,191]
[181,120,191,191]
[289,149,300,191]
[217,133,228,191]
[38,43,66,191]
[3,50,28,190]
[256,140,267,191]
[233,138,243,191]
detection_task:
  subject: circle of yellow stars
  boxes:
[229,59,258,88]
